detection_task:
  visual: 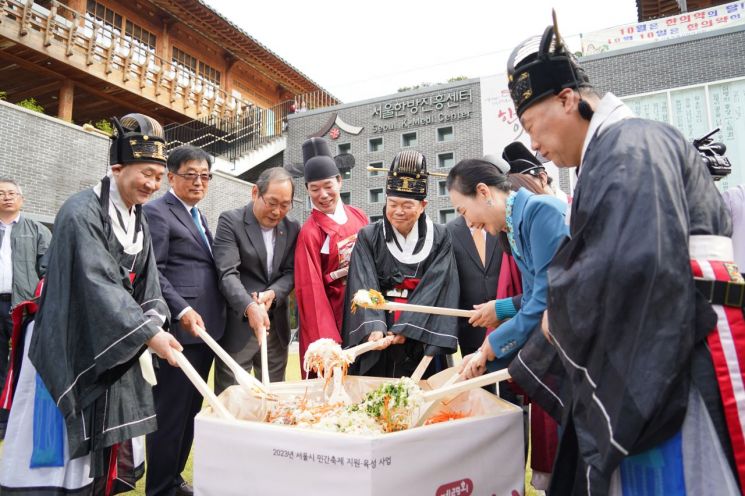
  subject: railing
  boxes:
[164,99,293,162]
[291,89,339,112]
[1,0,339,121]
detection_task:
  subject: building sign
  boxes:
[582,0,745,55]
[371,88,473,133]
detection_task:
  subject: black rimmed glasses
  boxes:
[173,172,213,183]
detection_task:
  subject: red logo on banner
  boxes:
[329,127,341,140]
[435,479,473,496]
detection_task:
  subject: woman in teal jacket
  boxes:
[447,159,568,377]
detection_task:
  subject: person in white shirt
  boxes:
[0,178,50,440]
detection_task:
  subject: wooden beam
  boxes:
[57,79,74,120]
[9,80,61,100]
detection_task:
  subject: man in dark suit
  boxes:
[143,145,226,496]
[213,167,299,394]
[446,215,502,358]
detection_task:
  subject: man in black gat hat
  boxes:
[343,150,459,379]
[504,15,741,496]
[294,137,368,377]
[0,114,181,494]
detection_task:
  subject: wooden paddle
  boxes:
[193,325,269,395]
[410,355,433,383]
[412,368,510,427]
[352,289,475,318]
[173,349,235,421]
[345,336,395,359]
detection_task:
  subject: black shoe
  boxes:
[175,481,194,496]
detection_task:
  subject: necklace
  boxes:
[505,191,520,257]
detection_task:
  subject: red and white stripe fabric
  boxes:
[690,237,745,493]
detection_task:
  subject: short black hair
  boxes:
[167,145,213,173]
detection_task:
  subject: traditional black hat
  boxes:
[109,113,167,167]
[482,154,510,175]
[502,141,545,176]
[386,150,428,201]
[507,13,591,117]
[302,137,340,183]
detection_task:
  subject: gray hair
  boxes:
[0,178,22,195]
[256,167,295,198]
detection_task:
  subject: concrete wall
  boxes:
[581,25,745,97]
[0,99,251,228]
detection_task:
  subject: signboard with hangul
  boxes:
[582,0,745,55]
[372,89,473,120]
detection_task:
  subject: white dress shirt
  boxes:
[0,214,20,294]
[314,199,348,255]
[261,226,276,278]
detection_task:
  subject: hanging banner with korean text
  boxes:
[582,0,745,55]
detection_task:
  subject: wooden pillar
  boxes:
[61,0,86,24]
[58,80,74,121]
[223,56,236,96]
[158,18,171,62]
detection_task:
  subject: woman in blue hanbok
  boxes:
[446,159,568,378]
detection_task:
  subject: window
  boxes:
[172,47,221,91]
[437,152,454,169]
[370,215,384,223]
[369,137,383,152]
[340,192,351,205]
[338,143,351,155]
[368,161,384,177]
[369,188,384,203]
[438,181,448,197]
[198,61,221,86]
[86,0,122,32]
[124,20,156,62]
[437,126,454,142]
[439,209,456,224]
[341,169,352,180]
[85,0,122,45]
[401,131,417,148]
[173,46,197,76]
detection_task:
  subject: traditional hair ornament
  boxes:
[109,113,167,167]
[507,10,592,118]
[386,150,429,201]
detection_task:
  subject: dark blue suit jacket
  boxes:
[143,191,226,345]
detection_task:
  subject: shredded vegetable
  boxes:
[350,289,386,313]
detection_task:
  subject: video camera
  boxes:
[693,128,732,181]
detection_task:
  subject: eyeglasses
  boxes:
[259,194,293,212]
[173,172,213,183]
[0,192,20,199]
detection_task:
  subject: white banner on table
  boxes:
[582,1,745,55]
[193,377,525,496]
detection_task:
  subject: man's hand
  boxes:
[245,302,270,344]
[367,331,395,350]
[469,300,500,328]
[147,331,183,367]
[179,308,205,337]
[386,331,406,345]
[257,290,276,309]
